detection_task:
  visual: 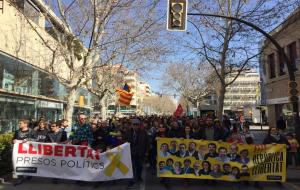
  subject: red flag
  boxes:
[174,104,183,117]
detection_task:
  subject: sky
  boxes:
[44,0,299,98]
[140,0,299,95]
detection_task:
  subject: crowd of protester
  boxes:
[11,113,299,188]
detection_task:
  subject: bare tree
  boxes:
[8,0,165,123]
[184,0,300,119]
[142,95,176,115]
[163,62,214,108]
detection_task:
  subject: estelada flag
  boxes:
[116,84,133,106]
[174,104,183,117]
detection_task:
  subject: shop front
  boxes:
[0,93,35,133]
[36,100,64,122]
[267,96,300,132]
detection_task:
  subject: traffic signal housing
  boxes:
[289,81,299,102]
[167,0,188,31]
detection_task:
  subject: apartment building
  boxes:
[224,70,260,113]
[260,8,300,129]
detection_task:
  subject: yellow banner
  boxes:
[157,138,286,182]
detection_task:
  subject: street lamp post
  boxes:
[187,12,300,141]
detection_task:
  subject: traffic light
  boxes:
[289,81,299,102]
[167,0,188,31]
[79,96,85,107]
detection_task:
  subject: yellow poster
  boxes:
[157,138,286,182]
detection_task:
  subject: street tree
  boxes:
[8,0,165,123]
[185,0,300,119]
[142,95,176,115]
[163,62,214,109]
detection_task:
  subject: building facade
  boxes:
[224,70,261,114]
[0,0,93,133]
[260,8,300,130]
[198,93,218,117]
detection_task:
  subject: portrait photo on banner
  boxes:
[156,138,286,182]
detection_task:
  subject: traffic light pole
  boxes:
[187,12,300,140]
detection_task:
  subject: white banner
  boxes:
[13,141,133,181]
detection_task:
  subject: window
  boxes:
[288,41,298,71]
[277,51,286,76]
[268,53,276,79]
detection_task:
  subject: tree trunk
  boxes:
[65,88,77,129]
[217,85,226,120]
[100,97,107,120]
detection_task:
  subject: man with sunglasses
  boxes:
[69,113,93,147]
[48,122,67,144]
[124,118,149,189]
[91,120,107,152]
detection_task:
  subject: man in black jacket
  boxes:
[167,121,183,138]
[276,115,286,132]
[124,119,148,188]
[13,119,35,143]
[12,119,35,186]
[48,122,67,143]
[91,121,107,152]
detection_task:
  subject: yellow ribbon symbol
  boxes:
[104,147,129,177]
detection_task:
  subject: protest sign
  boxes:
[157,138,286,182]
[13,142,133,181]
